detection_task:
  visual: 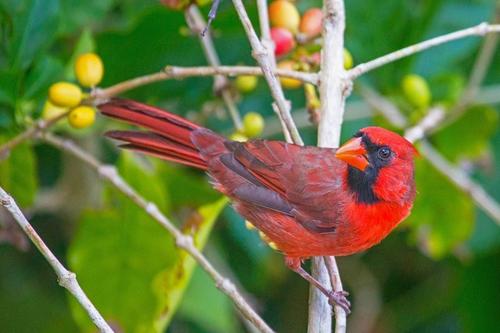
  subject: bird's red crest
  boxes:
[359,127,418,159]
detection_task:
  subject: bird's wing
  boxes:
[226,140,345,233]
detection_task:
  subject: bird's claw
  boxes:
[328,290,351,315]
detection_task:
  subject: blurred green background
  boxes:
[1,0,499,332]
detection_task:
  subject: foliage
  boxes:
[0,0,499,332]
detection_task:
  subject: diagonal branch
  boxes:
[41,133,275,333]
[0,186,114,333]
[231,0,303,145]
[347,23,500,80]
[185,5,243,131]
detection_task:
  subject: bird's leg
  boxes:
[285,257,351,314]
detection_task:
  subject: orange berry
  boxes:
[299,8,323,38]
[269,0,300,33]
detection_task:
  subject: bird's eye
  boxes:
[377,147,392,160]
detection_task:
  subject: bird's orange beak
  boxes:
[335,137,369,171]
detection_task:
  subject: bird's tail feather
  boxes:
[100,98,209,170]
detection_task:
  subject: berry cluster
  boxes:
[267,1,353,89]
[43,53,104,129]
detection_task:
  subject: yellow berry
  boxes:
[269,0,300,33]
[49,82,82,107]
[229,132,248,142]
[242,112,264,138]
[235,75,258,93]
[343,48,353,69]
[42,100,68,120]
[402,74,431,109]
[68,106,95,129]
[75,53,104,87]
[278,60,302,89]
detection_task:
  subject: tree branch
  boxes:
[231,0,303,145]
[93,65,317,103]
[41,133,274,333]
[312,1,347,332]
[185,5,243,130]
[347,23,500,80]
[0,186,113,333]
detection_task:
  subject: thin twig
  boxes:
[0,186,113,333]
[231,0,303,145]
[0,111,70,159]
[347,23,500,80]
[324,256,347,332]
[433,6,500,132]
[41,133,275,333]
[312,1,347,332]
[256,0,276,68]
[93,65,318,103]
[185,5,244,131]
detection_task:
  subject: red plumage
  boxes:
[100,98,418,312]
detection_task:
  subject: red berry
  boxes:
[300,8,323,38]
[271,27,295,57]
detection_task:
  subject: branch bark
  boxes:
[0,186,113,333]
[312,1,347,333]
[41,133,274,333]
[93,65,317,103]
[347,23,500,80]
[231,0,303,145]
[185,5,243,130]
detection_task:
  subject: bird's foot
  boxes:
[327,290,351,315]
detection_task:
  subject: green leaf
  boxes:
[178,266,238,332]
[8,0,59,70]
[0,70,19,106]
[405,158,474,258]
[68,153,175,332]
[0,139,37,207]
[68,152,226,332]
[431,105,499,162]
[58,0,114,35]
[153,197,228,331]
[24,56,64,101]
[160,164,219,208]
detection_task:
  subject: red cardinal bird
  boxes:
[100,99,417,312]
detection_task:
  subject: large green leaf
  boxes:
[405,158,474,258]
[0,139,37,207]
[177,265,238,332]
[58,0,114,35]
[68,152,175,332]
[431,105,498,162]
[68,152,227,332]
[6,0,59,71]
[24,56,64,101]
[153,197,228,331]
